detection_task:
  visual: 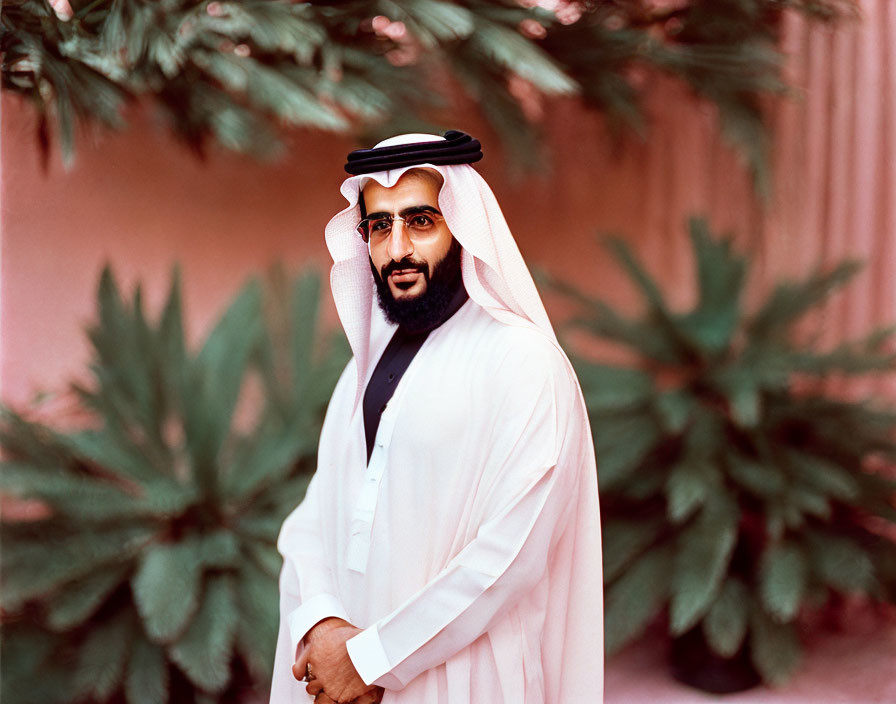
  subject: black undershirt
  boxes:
[363,284,469,463]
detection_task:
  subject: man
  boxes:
[270,131,603,704]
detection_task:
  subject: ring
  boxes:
[304,663,314,682]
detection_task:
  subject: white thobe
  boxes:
[270,299,603,703]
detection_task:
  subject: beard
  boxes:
[371,238,464,333]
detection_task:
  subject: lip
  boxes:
[389,270,423,283]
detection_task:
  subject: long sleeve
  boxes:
[346,343,579,690]
[277,470,349,659]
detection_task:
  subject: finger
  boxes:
[314,694,338,704]
[305,679,324,696]
[292,647,311,682]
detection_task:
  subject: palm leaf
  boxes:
[670,493,739,634]
[574,363,654,413]
[61,428,161,483]
[605,544,673,654]
[125,636,169,704]
[2,525,152,611]
[603,236,696,360]
[594,412,663,490]
[748,260,863,340]
[759,542,808,622]
[805,532,876,592]
[46,564,130,631]
[749,604,802,685]
[132,540,204,642]
[675,219,748,355]
[234,560,279,680]
[73,609,135,702]
[223,422,315,502]
[602,516,664,583]
[188,278,264,492]
[0,624,69,704]
[703,577,750,657]
[665,458,722,524]
[288,270,323,407]
[168,574,238,693]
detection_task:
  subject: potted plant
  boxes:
[549,218,896,691]
[0,265,349,704]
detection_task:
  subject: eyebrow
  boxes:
[365,205,441,220]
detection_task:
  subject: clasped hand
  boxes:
[292,618,384,704]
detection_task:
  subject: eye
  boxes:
[407,214,435,229]
[370,218,392,231]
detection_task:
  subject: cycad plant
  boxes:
[0,265,349,704]
[554,219,896,688]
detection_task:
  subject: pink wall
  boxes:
[2,2,893,409]
[1,102,349,408]
[763,2,896,395]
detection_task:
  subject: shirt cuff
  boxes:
[286,593,349,656]
[346,624,402,689]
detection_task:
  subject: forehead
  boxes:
[361,170,442,210]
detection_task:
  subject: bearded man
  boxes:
[270,131,603,704]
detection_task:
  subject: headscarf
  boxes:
[324,133,558,410]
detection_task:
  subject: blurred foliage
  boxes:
[550,218,896,685]
[0,264,350,704]
[1,0,856,187]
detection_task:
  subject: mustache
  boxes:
[381,258,428,280]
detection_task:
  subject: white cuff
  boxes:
[346,624,399,688]
[286,593,349,657]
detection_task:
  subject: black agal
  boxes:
[345,130,483,175]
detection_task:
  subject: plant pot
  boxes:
[669,627,762,694]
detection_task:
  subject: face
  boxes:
[362,170,454,302]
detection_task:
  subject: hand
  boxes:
[305,617,353,649]
[305,681,383,703]
[311,694,338,704]
[292,618,351,682]
[352,687,385,703]
[293,618,372,703]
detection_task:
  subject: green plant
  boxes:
[0,264,350,704]
[552,218,896,685]
[1,0,854,185]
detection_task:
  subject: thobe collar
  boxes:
[363,281,469,462]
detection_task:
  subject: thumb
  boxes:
[292,645,311,682]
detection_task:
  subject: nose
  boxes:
[386,219,414,262]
